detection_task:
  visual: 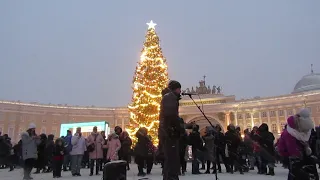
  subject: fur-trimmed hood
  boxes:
[287,108,314,132]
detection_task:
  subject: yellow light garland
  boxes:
[126,20,169,147]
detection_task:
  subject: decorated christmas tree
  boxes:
[127,20,169,146]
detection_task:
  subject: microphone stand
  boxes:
[187,94,218,180]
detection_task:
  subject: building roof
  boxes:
[292,72,320,93]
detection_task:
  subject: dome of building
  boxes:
[292,72,320,93]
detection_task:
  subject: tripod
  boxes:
[187,94,219,180]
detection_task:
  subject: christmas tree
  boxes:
[127,20,169,146]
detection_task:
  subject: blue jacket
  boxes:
[64,135,73,153]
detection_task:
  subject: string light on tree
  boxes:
[126,20,169,146]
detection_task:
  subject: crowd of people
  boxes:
[0,125,132,180]
[0,81,319,180]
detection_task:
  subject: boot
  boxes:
[267,167,275,176]
[33,168,40,174]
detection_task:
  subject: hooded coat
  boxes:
[21,132,41,160]
[256,123,275,163]
[105,133,121,161]
[203,126,215,162]
[87,132,105,159]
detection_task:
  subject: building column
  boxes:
[243,112,246,128]
[293,108,297,114]
[225,112,230,127]
[258,111,262,125]
[267,111,271,127]
[276,110,280,133]
[121,118,125,130]
[284,109,288,121]
[234,111,238,126]
[250,112,254,128]
[115,119,118,127]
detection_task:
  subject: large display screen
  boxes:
[60,121,110,137]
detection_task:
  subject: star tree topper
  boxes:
[147,20,157,29]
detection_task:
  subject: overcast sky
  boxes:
[0,0,319,107]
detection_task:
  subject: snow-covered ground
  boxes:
[0,163,289,180]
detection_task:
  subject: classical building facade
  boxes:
[1,71,320,142]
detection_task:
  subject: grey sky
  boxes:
[0,0,319,107]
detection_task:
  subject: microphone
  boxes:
[181,92,198,96]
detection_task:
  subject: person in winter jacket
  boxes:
[45,134,55,173]
[215,124,229,173]
[21,123,41,180]
[146,135,156,174]
[134,127,150,177]
[34,134,47,173]
[225,124,243,174]
[189,124,204,174]
[278,108,319,180]
[159,80,182,180]
[87,126,105,176]
[63,130,72,171]
[105,132,121,161]
[179,130,188,175]
[70,127,87,176]
[52,138,64,178]
[203,126,216,174]
[0,135,12,171]
[256,123,275,175]
[119,131,132,170]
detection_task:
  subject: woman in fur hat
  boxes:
[277,109,319,180]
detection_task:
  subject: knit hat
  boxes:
[287,108,314,132]
[168,80,181,90]
[28,123,36,130]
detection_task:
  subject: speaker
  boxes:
[103,160,127,180]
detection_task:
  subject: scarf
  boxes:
[287,125,311,142]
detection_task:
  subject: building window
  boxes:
[246,113,251,119]
[52,128,57,136]
[287,109,293,116]
[20,115,24,122]
[261,112,267,117]
[279,110,284,117]
[271,124,277,133]
[270,111,276,117]
[41,127,46,134]
[9,114,16,121]
[306,107,312,114]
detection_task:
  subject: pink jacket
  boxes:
[105,133,121,161]
[87,133,105,159]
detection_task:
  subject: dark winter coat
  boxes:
[256,123,275,163]
[0,136,11,157]
[53,144,64,161]
[35,134,47,168]
[179,132,188,155]
[225,130,241,153]
[63,134,72,154]
[214,131,226,152]
[188,131,203,151]
[203,134,215,162]
[46,134,55,157]
[134,131,150,157]
[159,91,181,140]
[119,136,132,159]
